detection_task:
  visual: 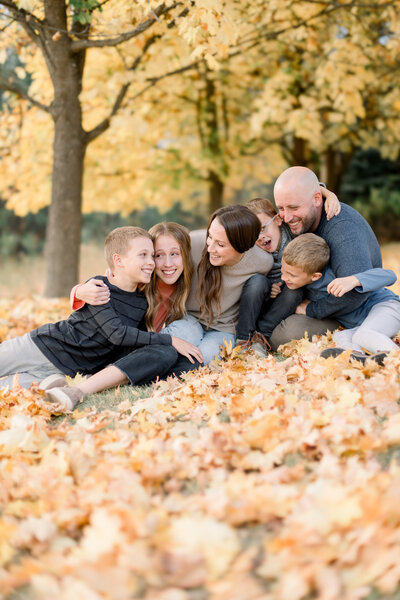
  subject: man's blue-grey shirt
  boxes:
[305,202,383,320]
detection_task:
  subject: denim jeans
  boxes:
[161,355,202,379]
[236,274,271,341]
[257,284,304,338]
[163,314,235,364]
[113,344,178,385]
[236,274,304,340]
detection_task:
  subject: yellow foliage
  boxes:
[1,261,400,596]
[0,0,400,216]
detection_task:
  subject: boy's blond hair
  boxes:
[104,226,152,269]
[282,233,330,274]
[246,197,277,219]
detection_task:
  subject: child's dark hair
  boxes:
[104,226,151,269]
[282,233,330,274]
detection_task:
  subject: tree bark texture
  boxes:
[43,1,87,296]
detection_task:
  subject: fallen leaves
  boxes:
[1,300,400,599]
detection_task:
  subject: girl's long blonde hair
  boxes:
[145,222,193,330]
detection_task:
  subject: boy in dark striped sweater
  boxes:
[0,227,201,403]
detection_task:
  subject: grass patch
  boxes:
[51,382,154,425]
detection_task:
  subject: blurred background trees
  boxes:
[0,0,399,295]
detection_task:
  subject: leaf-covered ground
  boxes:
[1,244,400,600]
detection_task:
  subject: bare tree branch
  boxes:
[85,33,161,143]
[0,76,51,112]
[0,1,45,41]
[71,2,182,52]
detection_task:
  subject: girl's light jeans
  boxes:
[163,315,235,364]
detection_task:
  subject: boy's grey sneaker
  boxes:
[45,386,84,411]
[39,373,66,391]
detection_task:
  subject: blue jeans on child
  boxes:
[236,274,304,341]
[163,315,235,364]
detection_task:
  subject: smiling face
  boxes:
[281,258,320,289]
[206,217,243,267]
[274,168,323,236]
[154,234,184,285]
[274,191,321,237]
[117,236,155,288]
[255,212,282,253]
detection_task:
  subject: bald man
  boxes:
[269,166,382,350]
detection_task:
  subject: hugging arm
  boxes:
[321,186,341,220]
[71,279,110,309]
[327,269,397,297]
[306,220,382,319]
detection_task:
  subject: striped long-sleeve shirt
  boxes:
[30,276,172,376]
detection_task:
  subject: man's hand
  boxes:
[295,299,311,315]
[327,275,360,297]
[75,279,110,305]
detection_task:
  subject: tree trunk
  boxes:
[323,147,354,194]
[292,136,308,165]
[43,2,86,297]
[208,170,224,214]
[44,109,86,296]
[202,68,226,214]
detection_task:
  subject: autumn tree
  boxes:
[1,1,399,296]
[98,0,400,214]
[0,0,243,296]
[250,1,400,191]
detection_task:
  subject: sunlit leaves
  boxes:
[1,268,400,596]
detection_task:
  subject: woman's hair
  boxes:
[145,222,193,330]
[104,226,151,269]
[246,197,277,219]
[197,205,261,327]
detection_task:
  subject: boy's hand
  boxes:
[270,282,282,298]
[76,279,110,305]
[295,299,310,315]
[321,186,341,220]
[327,275,360,297]
[171,337,204,364]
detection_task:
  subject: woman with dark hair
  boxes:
[162,205,273,363]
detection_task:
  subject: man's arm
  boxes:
[327,268,396,297]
